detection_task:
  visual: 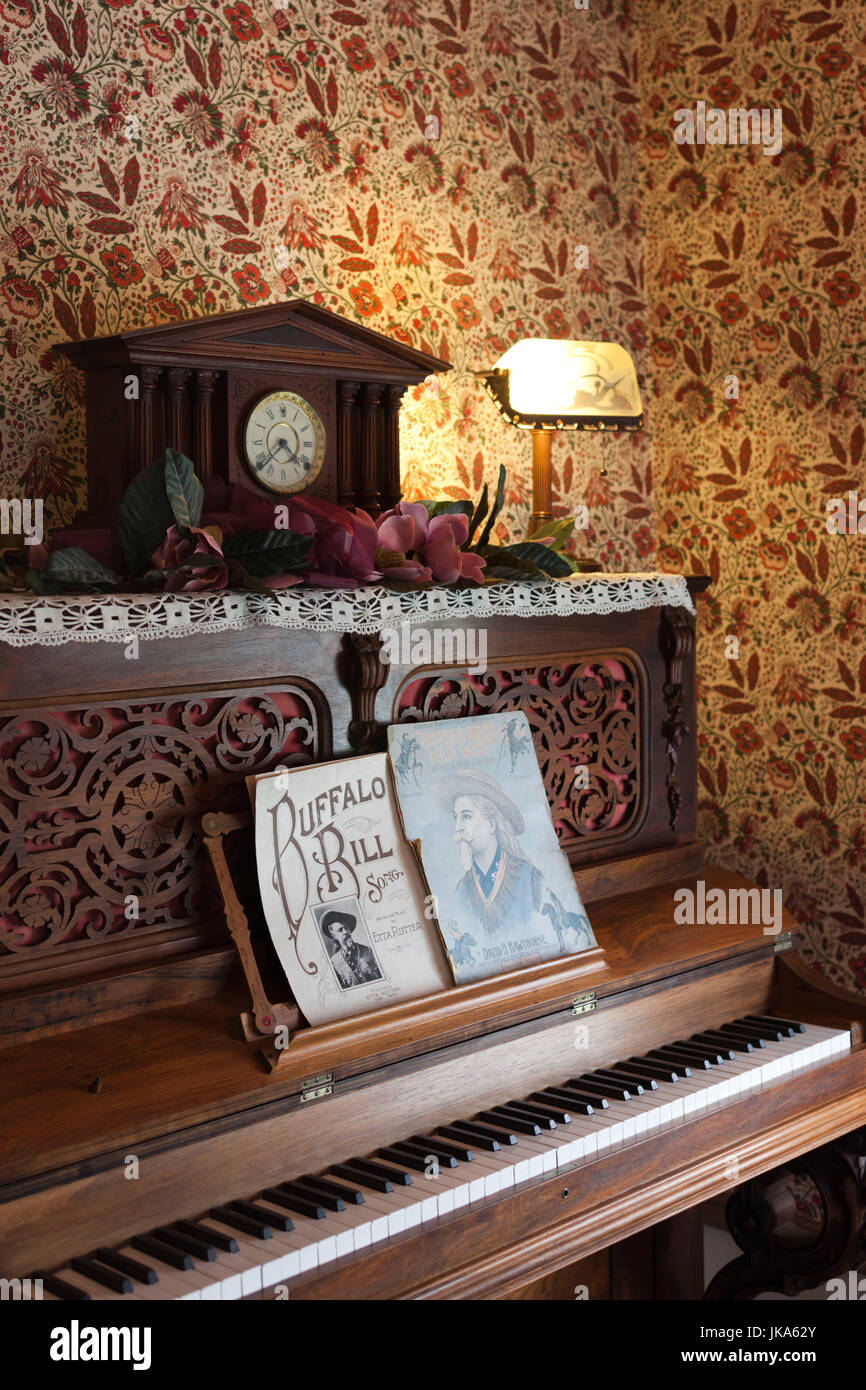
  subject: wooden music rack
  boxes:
[202,809,607,1079]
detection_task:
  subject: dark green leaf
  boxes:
[504,540,576,577]
[530,516,575,547]
[426,499,474,519]
[477,545,545,581]
[475,464,506,549]
[25,568,67,595]
[164,449,203,530]
[225,558,273,593]
[117,455,177,576]
[222,528,313,577]
[44,546,121,590]
[466,482,488,546]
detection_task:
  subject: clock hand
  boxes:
[275,439,308,470]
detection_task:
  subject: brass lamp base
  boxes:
[527,428,553,538]
[526,426,602,571]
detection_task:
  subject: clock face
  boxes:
[242,389,326,494]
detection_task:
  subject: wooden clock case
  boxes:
[58,300,450,528]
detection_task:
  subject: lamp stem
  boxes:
[528,428,554,537]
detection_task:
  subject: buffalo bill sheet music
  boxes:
[253,755,451,1025]
[388,713,596,985]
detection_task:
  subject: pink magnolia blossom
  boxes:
[151,524,228,592]
[375,500,485,584]
[377,500,430,554]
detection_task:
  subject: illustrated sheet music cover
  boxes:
[253,754,452,1026]
[388,713,596,984]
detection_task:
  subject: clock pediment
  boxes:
[59,298,451,380]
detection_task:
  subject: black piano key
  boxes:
[32,1270,92,1301]
[154,1226,216,1262]
[744,1014,804,1035]
[300,1174,363,1205]
[70,1257,132,1295]
[674,1037,735,1062]
[599,1066,655,1091]
[356,1157,413,1186]
[331,1160,398,1192]
[541,1082,600,1103]
[260,1188,324,1220]
[411,1134,474,1162]
[210,1205,273,1239]
[651,1044,714,1069]
[174,1220,239,1254]
[230,1199,294,1232]
[377,1145,429,1172]
[448,1119,517,1147]
[437,1124,500,1152]
[731,1017,787,1042]
[288,1179,345,1213]
[260,1187,321,1221]
[717,1023,766,1048]
[692,1030,756,1054]
[398,1139,458,1168]
[94,1247,158,1285]
[627,1055,690,1081]
[535,1086,600,1115]
[571,1075,634,1102]
[528,1093,576,1122]
[503,1100,559,1128]
[478,1108,542,1136]
[132,1235,194,1271]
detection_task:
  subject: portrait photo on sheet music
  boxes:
[388,712,597,986]
[312,897,385,992]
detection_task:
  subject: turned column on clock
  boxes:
[192,370,220,479]
[165,367,192,456]
[337,380,359,508]
[358,382,384,512]
[137,365,162,473]
[381,384,403,511]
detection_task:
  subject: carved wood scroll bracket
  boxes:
[345,633,389,754]
[705,1130,866,1300]
[659,605,695,832]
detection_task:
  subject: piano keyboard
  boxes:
[34,1015,850,1301]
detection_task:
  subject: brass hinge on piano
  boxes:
[572,991,597,1017]
[300,1073,334,1104]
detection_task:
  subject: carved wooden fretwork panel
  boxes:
[0,685,327,958]
[394,654,643,857]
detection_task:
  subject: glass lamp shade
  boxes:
[479,338,643,431]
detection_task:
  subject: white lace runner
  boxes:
[0,574,694,648]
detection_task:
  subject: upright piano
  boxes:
[1,577,864,1300]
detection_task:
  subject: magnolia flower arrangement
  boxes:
[1,450,587,597]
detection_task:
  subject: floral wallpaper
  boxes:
[0,0,863,989]
[639,0,866,991]
[0,0,651,567]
